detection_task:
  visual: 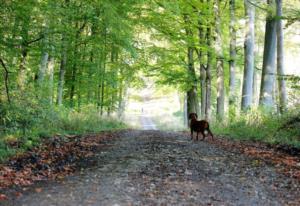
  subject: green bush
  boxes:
[0,98,126,162]
[213,107,300,148]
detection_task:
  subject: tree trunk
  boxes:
[117,82,124,119]
[0,58,11,103]
[100,61,106,116]
[186,47,199,116]
[77,43,87,111]
[69,50,78,107]
[184,14,199,118]
[241,0,255,110]
[57,35,67,106]
[47,55,55,104]
[198,7,206,119]
[183,94,188,126]
[70,21,86,108]
[37,51,49,84]
[252,68,258,106]
[88,51,94,103]
[276,0,287,113]
[57,0,69,106]
[17,46,28,90]
[205,22,212,121]
[17,19,30,90]
[229,0,236,105]
[214,0,225,120]
[259,0,277,108]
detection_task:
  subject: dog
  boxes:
[188,113,214,141]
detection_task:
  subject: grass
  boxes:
[0,105,127,162]
[212,107,300,148]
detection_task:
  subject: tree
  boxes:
[276,0,287,113]
[184,14,200,116]
[229,0,237,106]
[198,0,207,119]
[241,0,255,110]
[214,0,225,120]
[259,0,277,108]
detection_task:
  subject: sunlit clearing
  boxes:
[124,80,186,131]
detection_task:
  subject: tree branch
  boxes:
[247,0,268,12]
[26,34,45,45]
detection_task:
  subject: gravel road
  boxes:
[2,130,300,206]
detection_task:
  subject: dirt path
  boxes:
[2,130,300,205]
[140,115,157,130]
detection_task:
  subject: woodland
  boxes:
[0,0,300,160]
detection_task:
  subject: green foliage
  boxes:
[213,107,300,148]
[0,0,300,160]
[0,99,126,162]
[55,106,126,134]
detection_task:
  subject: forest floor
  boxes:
[1,126,300,205]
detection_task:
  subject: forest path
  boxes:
[140,114,157,130]
[2,130,300,205]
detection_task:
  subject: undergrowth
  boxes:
[213,107,300,148]
[0,100,126,162]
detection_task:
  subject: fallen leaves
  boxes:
[202,134,300,181]
[0,194,7,200]
[35,188,42,193]
[0,132,117,191]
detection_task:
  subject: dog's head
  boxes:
[188,113,198,120]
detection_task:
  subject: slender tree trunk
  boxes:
[17,46,28,90]
[276,0,287,113]
[200,66,206,118]
[47,55,55,104]
[77,66,81,111]
[205,23,212,121]
[183,94,188,126]
[100,61,106,116]
[117,82,128,120]
[57,0,69,106]
[99,24,107,115]
[229,0,236,105]
[214,0,225,120]
[37,30,49,85]
[57,35,67,105]
[37,51,49,84]
[259,0,277,107]
[198,7,206,119]
[70,22,86,107]
[241,0,255,110]
[77,43,87,111]
[252,68,258,106]
[69,50,78,107]
[117,86,123,118]
[17,20,29,90]
[88,51,94,103]
[96,83,101,110]
[117,82,124,118]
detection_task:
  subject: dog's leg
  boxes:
[196,132,199,141]
[201,131,205,141]
[208,129,214,140]
[190,129,193,140]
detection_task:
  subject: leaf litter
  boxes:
[0,131,117,197]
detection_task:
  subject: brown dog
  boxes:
[188,113,214,141]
